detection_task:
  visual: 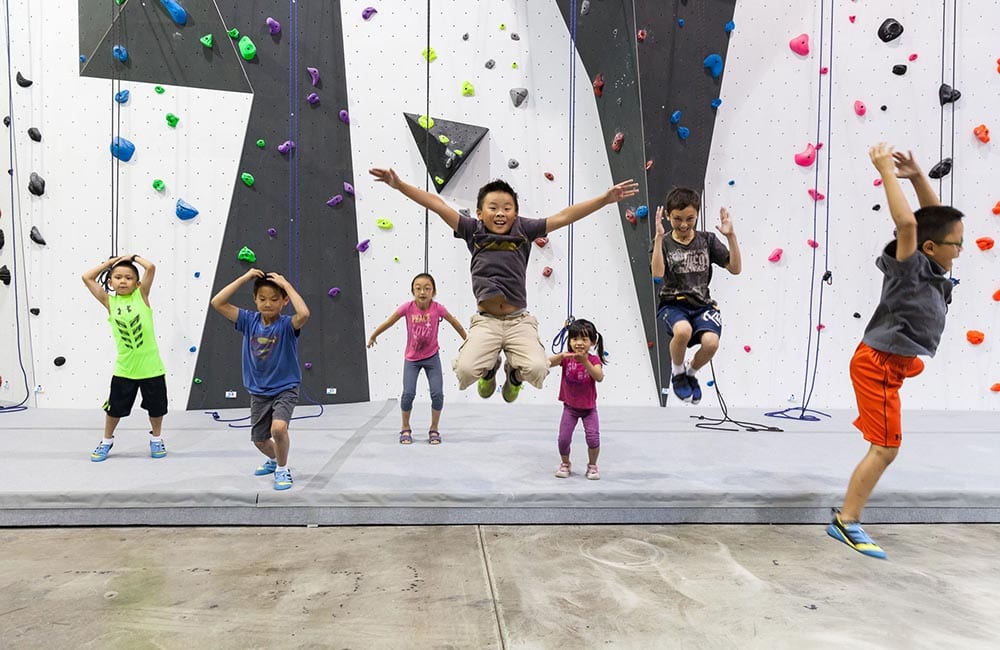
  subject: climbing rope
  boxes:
[937,0,957,208]
[286,0,301,285]
[422,0,431,273]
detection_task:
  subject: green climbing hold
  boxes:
[155,86,165,94]
[499,23,507,31]
[511,62,518,69]
[238,246,256,263]
[152,179,165,192]
[393,256,400,263]
[115,0,125,4]
[165,113,179,128]
[256,139,266,148]
[228,28,240,38]
[453,149,464,156]
[461,81,475,97]
[438,134,450,144]
[200,34,213,48]
[421,47,437,62]
[418,115,435,130]
[238,35,256,61]
[240,172,255,187]
[434,176,445,185]
[376,218,394,230]
[193,378,203,384]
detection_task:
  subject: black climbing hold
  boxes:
[29,226,46,245]
[53,356,66,367]
[880,105,887,111]
[462,33,469,41]
[508,159,519,169]
[872,204,881,211]
[892,64,907,76]
[938,83,961,105]
[458,208,471,218]
[3,116,9,127]
[877,18,903,43]
[28,172,45,196]
[928,157,952,179]
[485,59,495,69]
[853,312,861,319]
[0,229,3,250]
[511,33,520,41]
[510,87,528,107]
[16,71,33,87]
[30,307,40,315]
[27,127,41,142]
[0,265,10,285]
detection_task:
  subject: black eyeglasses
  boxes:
[935,240,963,248]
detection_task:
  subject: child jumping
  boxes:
[548,318,605,480]
[82,254,168,461]
[828,144,963,559]
[651,188,741,404]
[210,269,310,491]
[367,273,467,444]
[370,167,638,402]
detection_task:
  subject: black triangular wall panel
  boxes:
[404,113,488,193]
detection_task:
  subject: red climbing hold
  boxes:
[993,288,1000,301]
[593,72,604,97]
[976,237,995,251]
[743,345,752,353]
[544,172,555,181]
[849,15,856,23]
[534,237,548,248]
[991,383,1000,393]
[542,266,553,277]
[873,178,883,187]
[807,239,820,248]
[625,208,637,225]
[611,131,624,153]
[637,29,647,42]
[992,201,1000,215]
[768,248,783,263]
[966,330,985,345]
[794,144,816,166]
[909,53,918,61]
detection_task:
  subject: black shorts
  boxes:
[103,375,168,418]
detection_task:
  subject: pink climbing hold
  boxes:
[873,178,883,187]
[854,100,866,116]
[343,181,355,195]
[307,67,320,86]
[808,189,825,201]
[768,248,783,262]
[848,15,856,23]
[278,140,295,154]
[743,345,752,353]
[542,266,553,278]
[816,324,826,331]
[789,33,810,56]
[909,53,918,61]
[820,67,829,75]
[807,239,820,249]
[794,143,817,166]
[326,194,344,207]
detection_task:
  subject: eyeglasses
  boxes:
[935,240,963,248]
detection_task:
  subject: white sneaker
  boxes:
[554,462,571,478]
[585,464,600,480]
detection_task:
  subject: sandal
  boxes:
[428,430,442,445]
[399,429,413,445]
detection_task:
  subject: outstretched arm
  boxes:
[893,150,940,209]
[210,269,264,323]
[367,311,403,348]
[82,255,125,310]
[872,143,917,261]
[443,313,467,340]
[132,255,156,304]
[715,209,742,275]
[268,273,310,330]
[548,352,568,367]
[370,167,463,231]
[546,179,640,233]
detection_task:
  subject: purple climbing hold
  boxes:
[362,7,377,20]
[344,181,355,195]
[356,239,370,253]
[339,109,350,124]
[304,362,313,369]
[328,287,341,297]
[277,140,296,154]
[326,194,344,207]
[307,67,320,86]
[266,17,281,35]
[267,227,277,237]
[307,92,320,105]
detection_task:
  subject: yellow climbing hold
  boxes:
[437,134,450,144]
[376,218,393,230]
[434,176,445,185]
[418,115,435,130]
[453,149,464,156]
[421,47,437,62]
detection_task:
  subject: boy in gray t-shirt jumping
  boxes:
[370,167,638,402]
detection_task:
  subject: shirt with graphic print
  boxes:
[454,215,548,309]
[651,231,731,309]
[558,354,602,410]
[108,290,166,379]
[235,309,301,396]
[397,300,451,362]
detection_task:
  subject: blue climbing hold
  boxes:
[112,45,128,63]
[678,19,685,27]
[724,20,736,33]
[728,180,736,186]
[159,0,188,26]
[703,54,724,78]
[677,127,690,140]
[80,54,86,63]
[110,136,135,162]
[114,89,130,104]
[710,98,723,109]
[707,379,715,387]
[194,271,201,278]
[175,199,199,220]
[670,110,681,124]
[189,345,197,353]
[635,205,649,218]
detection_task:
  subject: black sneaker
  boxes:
[671,372,693,402]
[687,374,702,404]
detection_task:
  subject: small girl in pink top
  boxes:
[368,274,466,444]
[548,318,605,479]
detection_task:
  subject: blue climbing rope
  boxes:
[287,0,301,285]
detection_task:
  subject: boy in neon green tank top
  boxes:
[82,254,168,462]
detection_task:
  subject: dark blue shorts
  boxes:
[657,301,722,347]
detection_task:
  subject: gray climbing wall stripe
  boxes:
[304,400,398,490]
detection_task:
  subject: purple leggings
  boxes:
[558,405,600,456]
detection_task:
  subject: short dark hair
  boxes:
[665,187,701,213]
[411,272,436,293]
[477,179,519,213]
[110,260,139,279]
[915,205,964,248]
[567,318,607,364]
[253,276,287,298]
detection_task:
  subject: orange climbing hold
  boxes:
[593,72,604,97]
[967,330,985,345]
[974,124,991,143]
[992,201,1000,215]
[991,383,1000,393]
[993,288,1000,302]
[976,237,995,251]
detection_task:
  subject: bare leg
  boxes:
[270,420,290,466]
[103,415,120,439]
[669,322,693,367]
[840,444,899,521]
[588,446,600,465]
[149,416,163,437]
[254,438,277,459]
[429,408,441,431]
[690,333,720,371]
[401,410,412,431]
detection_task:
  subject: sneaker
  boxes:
[826,510,886,559]
[477,360,501,398]
[91,440,113,462]
[586,464,601,480]
[671,372,693,402]
[501,364,522,403]
[554,462,571,478]
[254,459,277,475]
[149,437,167,459]
[688,374,702,404]
[273,468,293,491]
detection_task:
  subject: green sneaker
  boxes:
[501,364,522,403]
[477,360,500,398]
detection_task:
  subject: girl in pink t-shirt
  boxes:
[368,274,466,444]
[547,318,606,479]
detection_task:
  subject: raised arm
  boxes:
[81,255,125,310]
[211,269,263,323]
[715,208,742,275]
[370,167,463,231]
[443,312,467,341]
[367,311,403,348]
[871,143,917,261]
[651,206,666,278]
[546,179,640,233]
[132,254,156,304]
[893,150,940,209]
[268,273,310,330]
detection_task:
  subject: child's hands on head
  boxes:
[869,142,896,175]
[892,150,922,180]
[369,167,402,190]
[266,272,290,287]
[244,268,267,280]
[606,179,640,204]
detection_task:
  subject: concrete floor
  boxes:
[2,525,999,649]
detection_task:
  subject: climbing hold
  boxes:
[849,16,856,24]
[807,239,820,248]
[670,110,682,124]
[30,307,39,315]
[808,189,825,201]
[193,378,202,384]
[625,208,637,225]
[728,180,735,186]
[974,124,990,143]
[0,230,3,250]
[677,19,685,28]
[542,267,553,278]
[238,36,257,60]
[266,17,281,35]
[853,312,862,319]
[511,33,520,41]
[510,88,528,107]
[154,86,165,94]
[189,346,197,353]
[877,18,904,43]
[53,356,66,366]
[992,383,1000,393]
[909,53,919,61]
[635,205,649,218]
[376,218,393,230]
[16,72,32,87]
[159,0,188,25]
[703,53,724,78]
[992,201,1000,215]
[853,100,866,116]
[637,29,647,42]
[939,83,961,105]
[593,73,604,97]
[462,81,475,97]
[881,106,888,112]
[176,199,199,220]
[725,20,736,33]
[434,175,445,185]
[534,237,548,248]
[29,226,46,245]
[892,64,907,75]
[27,127,40,142]
[307,67,320,86]
[872,204,881,211]
[645,160,654,170]
[165,113,179,127]
[194,272,201,278]
[581,0,590,15]
[541,172,554,182]
[485,59,496,69]
[499,24,506,31]
[928,158,952,179]
[256,139,266,148]
[326,194,344,207]
[873,178,883,187]
[110,136,136,162]
[710,98,722,109]
[976,237,995,251]
[0,265,9,285]
[114,89,129,103]
[677,127,690,140]
[240,172,255,187]
[794,143,817,166]
[768,248,783,263]
[238,246,256,262]
[227,28,239,39]
[356,239,371,253]
[743,345,752,353]
[267,228,277,237]
[200,34,213,48]
[342,182,355,196]
[112,45,128,63]
[28,172,45,196]
[966,330,985,345]
[612,131,625,152]
[277,140,296,154]
[789,33,810,56]
[152,179,165,191]
[437,135,450,145]
[507,159,519,169]
[462,33,469,41]
[307,92,320,105]
[362,7,377,20]
[421,48,437,63]
[80,54,86,62]
[339,110,350,124]
[303,362,313,370]
[820,67,829,75]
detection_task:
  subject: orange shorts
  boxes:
[850,342,924,448]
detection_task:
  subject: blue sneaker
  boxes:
[91,440,113,462]
[826,510,886,559]
[671,373,693,402]
[149,437,167,459]
[255,459,277,476]
[273,468,293,491]
[687,374,702,404]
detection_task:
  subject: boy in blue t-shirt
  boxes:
[211,269,310,490]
